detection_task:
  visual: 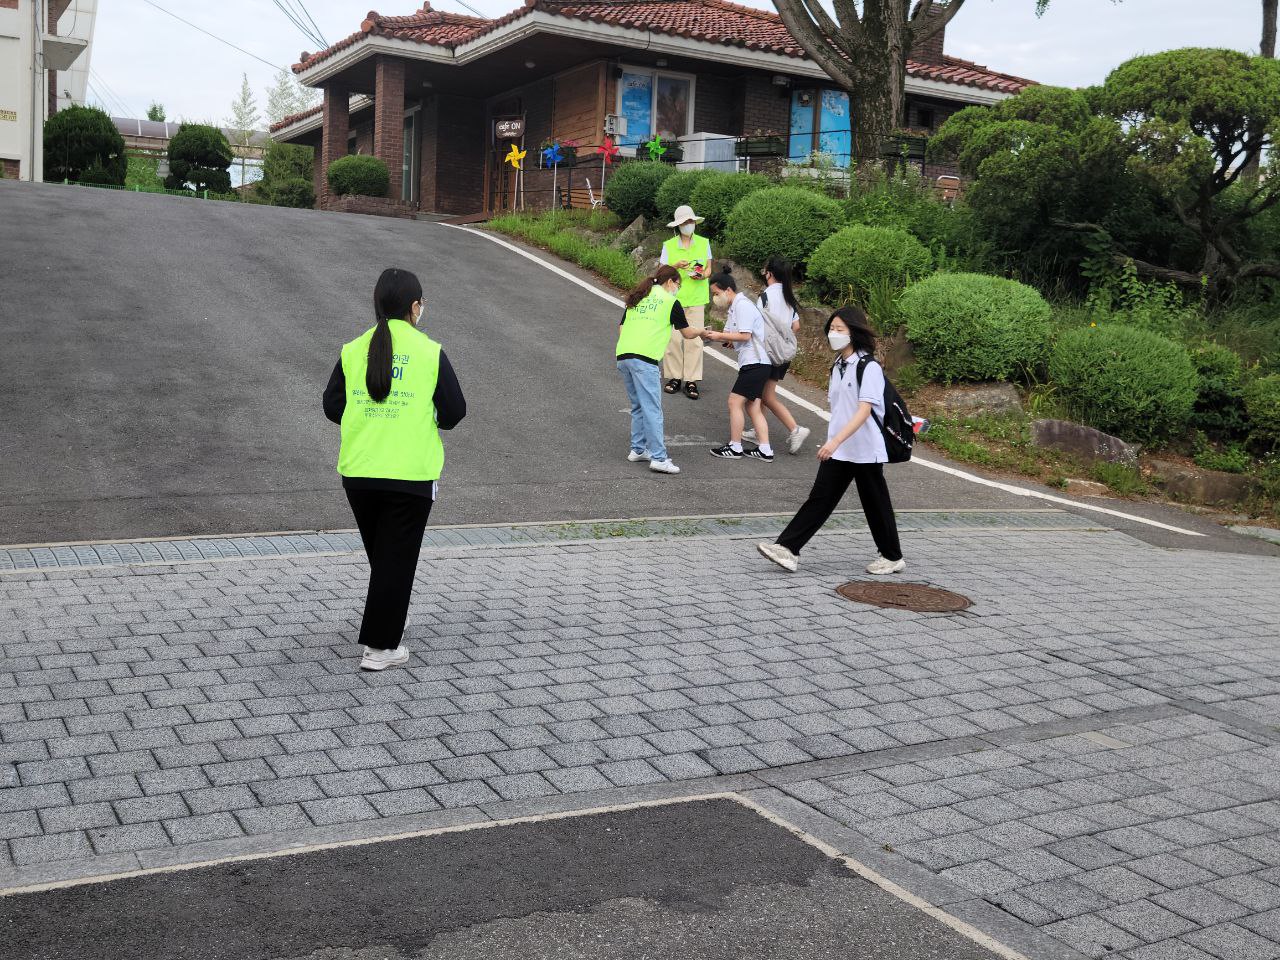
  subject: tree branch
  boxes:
[911,0,968,43]
[773,0,855,84]
[1050,219,1206,286]
[1238,261,1280,281]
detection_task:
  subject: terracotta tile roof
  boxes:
[271,105,322,132]
[290,0,1035,96]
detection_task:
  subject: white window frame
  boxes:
[615,64,696,155]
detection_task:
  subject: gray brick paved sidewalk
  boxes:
[1,521,1278,960]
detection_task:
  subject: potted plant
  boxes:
[735,130,785,158]
[663,140,684,164]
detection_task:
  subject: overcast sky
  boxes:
[88,0,1263,125]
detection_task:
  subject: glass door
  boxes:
[402,110,420,204]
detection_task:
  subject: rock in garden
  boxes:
[934,383,1023,416]
[1031,419,1140,465]
[1064,479,1110,497]
[614,215,647,250]
[1147,459,1255,506]
[878,329,915,376]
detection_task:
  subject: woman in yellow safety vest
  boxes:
[617,264,703,475]
[660,204,713,400]
[322,268,466,671]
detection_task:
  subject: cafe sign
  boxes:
[494,116,525,140]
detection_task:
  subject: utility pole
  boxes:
[30,0,41,181]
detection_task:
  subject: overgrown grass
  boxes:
[487,210,638,289]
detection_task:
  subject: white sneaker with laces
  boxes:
[742,428,757,441]
[866,556,907,575]
[627,449,652,462]
[787,426,811,455]
[360,645,410,671]
[757,542,799,572]
[649,458,681,474]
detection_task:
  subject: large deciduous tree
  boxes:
[769,0,1056,163]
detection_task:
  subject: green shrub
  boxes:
[166,124,233,193]
[1090,461,1150,496]
[1245,374,1280,451]
[1193,435,1252,474]
[900,273,1052,383]
[655,170,718,223]
[1048,325,1199,443]
[327,155,389,197]
[43,105,126,184]
[262,141,313,184]
[808,224,934,302]
[602,161,674,225]
[269,177,315,209]
[125,155,164,191]
[722,186,845,272]
[1189,342,1248,439]
[79,163,122,186]
[689,172,770,239]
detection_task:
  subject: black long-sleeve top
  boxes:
[323,351,466,497]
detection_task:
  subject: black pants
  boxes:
[777,460,902,561]
[345,489,433,650]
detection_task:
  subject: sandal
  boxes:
[664,379,681,394]
[684,381,700,400]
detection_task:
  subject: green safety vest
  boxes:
[338,318,445,482]
[616,285,677,363]
[663,234,711,308]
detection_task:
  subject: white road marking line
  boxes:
[449,223,1204,538]
[0,790,1038,960]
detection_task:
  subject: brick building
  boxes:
[270,0,1034,217]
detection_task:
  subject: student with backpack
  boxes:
[747,257,810,455]
[757,305,913,575]
[703,270,775,462]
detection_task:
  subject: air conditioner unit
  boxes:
[603,114,628,137]
[677,132,737,173]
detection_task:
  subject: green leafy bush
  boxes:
[808,224,934,302]
[655,170,718,222]
[125,155,164,191]
[43,105,126,184]
[1193,435,1252,473]
[1245,374,1280,451]
[689,172,770,239]
[900,273,1052,383]
[1189,342,1248,439]
[602,161,674,225]
[1048,325,1199,443]
[268,177,315,209]
[166,124,233,193]
[327,155,389,197]
[722,186,845,272]
[79,163,122,186]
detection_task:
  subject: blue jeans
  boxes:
[617,358,668,463]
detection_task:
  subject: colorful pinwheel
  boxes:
[542,142,565,166]
[596,136,620,165]
[505,143,526,170]
[645,135,667,162]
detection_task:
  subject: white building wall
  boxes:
[55,0,95,111]
[0,0,41,181]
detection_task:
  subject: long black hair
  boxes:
[624,265,681,308]
[368,268,422,403]
[825,305,877,355]
[763,256,799,313]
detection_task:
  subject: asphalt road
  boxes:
[0,180,1272,555]
[0,799,999,960]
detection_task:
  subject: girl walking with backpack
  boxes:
[747,257,810,455]
[757,306,908,576]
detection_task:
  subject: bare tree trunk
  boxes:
[1243,0,1276,179]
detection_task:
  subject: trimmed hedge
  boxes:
[327,155,389,197]
[808,224,934,302]
[269,177,315,209]
[43,105,127,184]
[1048,325,1200,443]
[1189,342,1248,440]
[901,273,1052,383]
[1245,374,1280,451]
[655,170,719,223]
[689,172,770,239]
[722,186,845,272]
[602,161,674,225]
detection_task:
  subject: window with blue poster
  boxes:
[789,87,852,166]
[619,72,653,146]
[789,89,815,162]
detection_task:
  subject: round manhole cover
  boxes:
[836,581,972,613]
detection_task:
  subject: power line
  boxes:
[136,0,286,73]
[279,0,327,48]
[441,0,487,18]
[270,0,324,49]
[88,68,132,117]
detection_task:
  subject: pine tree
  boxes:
[145,102,166,122]
[264,69,319,130]
[226,73,261,188]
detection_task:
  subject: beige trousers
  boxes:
[662,304,705,383]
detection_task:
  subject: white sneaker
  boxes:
[627,449,652,462]
[742,428,756,441]
[360,645,410,671]
[866,556,907,576]
[787,426,811,455]
[757,542,799,572]
[649,458,681,474]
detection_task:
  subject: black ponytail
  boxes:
[625,265,681,308]
[368,268,422,403]
[764,256,799,313]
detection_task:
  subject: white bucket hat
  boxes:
[667,204,704,228]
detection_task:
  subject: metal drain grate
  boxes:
[836,581,972,613]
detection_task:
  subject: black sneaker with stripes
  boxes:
[744,447,774,462]
[709,444,743,459]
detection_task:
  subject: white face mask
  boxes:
[679,223,696,237]
[828,331,851,351]
[712,292,729,309]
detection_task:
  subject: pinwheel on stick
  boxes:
[645,135,667,162]
[542,141,565,208]
[505,142,527,209]
[596,135,620,190]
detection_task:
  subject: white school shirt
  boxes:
[759,282,799,333]
[724,294,770,368]
[828,350,888,463]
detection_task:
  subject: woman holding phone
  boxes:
[659,204,713,400]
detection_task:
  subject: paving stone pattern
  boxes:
[1,523,1278,960]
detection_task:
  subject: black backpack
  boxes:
[855,355,915,463]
